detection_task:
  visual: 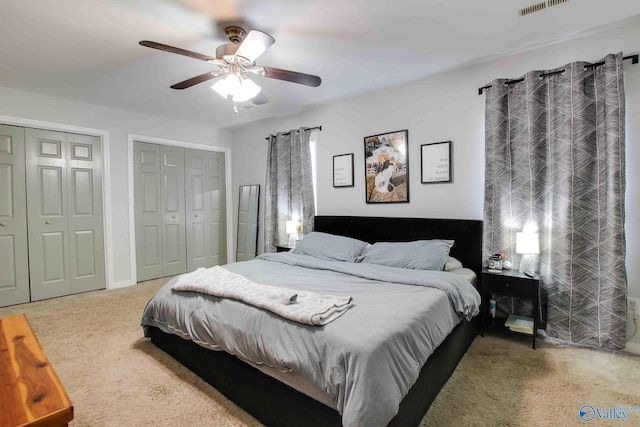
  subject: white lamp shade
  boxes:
[211,78,231,98]
[232,77,261,102]
[211,74,261,102]
[285,220,299,235]
[516,232,540,254]
[211,73,241,98]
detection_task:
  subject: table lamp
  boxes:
[286,220,300,247]
[516,232,539,276]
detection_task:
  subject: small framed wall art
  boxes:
[421,141,452,184]
[333,153,354,188]
[364,129,409,203]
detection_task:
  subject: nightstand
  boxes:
[480,269,541,349]
[275,245,294,252]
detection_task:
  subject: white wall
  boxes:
[0,86,230,287]
[230,19,640,309]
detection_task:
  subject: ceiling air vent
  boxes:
[518,2,546,16]
[518,0,570,16]
[547,0,570,6]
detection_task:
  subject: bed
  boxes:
[141,216,483,426]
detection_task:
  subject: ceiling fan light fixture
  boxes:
[232,77,261,102]
[211,73,240,98]
[211,73,261,103]
[211,79,229,98]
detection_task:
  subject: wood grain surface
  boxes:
[0,314,73,427]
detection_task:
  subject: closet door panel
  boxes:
[74,230,97,277]
[186,150,226,269]
[134,142,163,281]
[164,224,182,263]
[0,125,29,307]
[26,128,70,301]
[160,145,186,276]
[41,167,64,214]
[185,149,208,270]
[163,173,180,211]
[67,133,105,294]
[209,173,222,259]
[207,153,226,267]
[236,185,259,262]
[142,226,161,265]
[142,173,159,211]
[0,165,12,217]
[192,222,206,257]
[71,169,93,215]
[41,231,66,283]
[0,235,19,297]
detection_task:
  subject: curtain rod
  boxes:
[478,54,639,95]
[265,126,322,141]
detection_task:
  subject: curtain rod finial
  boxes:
[478,85,492,95]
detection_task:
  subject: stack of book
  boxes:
[505,314,534,335]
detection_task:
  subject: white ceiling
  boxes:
[2,0,640,129]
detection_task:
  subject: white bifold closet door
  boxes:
[0,125,29,307]
[134,142,226,282]
[25,128,105,301]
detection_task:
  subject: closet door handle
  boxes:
[194,214,198,218]
[172,215,177,219]
[45,220,51,225]
[0,222,6,226]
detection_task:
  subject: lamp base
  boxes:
[519,254,536,276]
[288,234,297,248]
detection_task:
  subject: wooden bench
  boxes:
[0,314,74,427]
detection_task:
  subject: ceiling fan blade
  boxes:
[235,30,275,63]
[139,40,215,62]
[170,71,224,90]
[263,67,321,87]
[252,92,269,105]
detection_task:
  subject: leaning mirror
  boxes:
[236,185,260,262]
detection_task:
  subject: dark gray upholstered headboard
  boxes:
[314,216,483,282]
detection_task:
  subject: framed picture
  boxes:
[421,141,452,184]
[364,130,409,203]
[333,153,354,188]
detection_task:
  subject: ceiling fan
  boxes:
[139,25,321,109]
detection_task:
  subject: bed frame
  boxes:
[148,216,483,426]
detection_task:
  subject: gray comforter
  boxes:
[141,253,481,427]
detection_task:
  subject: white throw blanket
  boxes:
[171,266,353,326]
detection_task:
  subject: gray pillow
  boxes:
[444,256,464,271]
[357,240,454,270]
[292,232,369,262]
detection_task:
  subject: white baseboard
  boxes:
[624,341,640,355]
[626,296,640,354]
[109,280,135,289]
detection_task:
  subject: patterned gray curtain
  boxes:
[264,128,315,253]
[484,53,627,349]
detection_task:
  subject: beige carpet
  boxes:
[1,280,639,427]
